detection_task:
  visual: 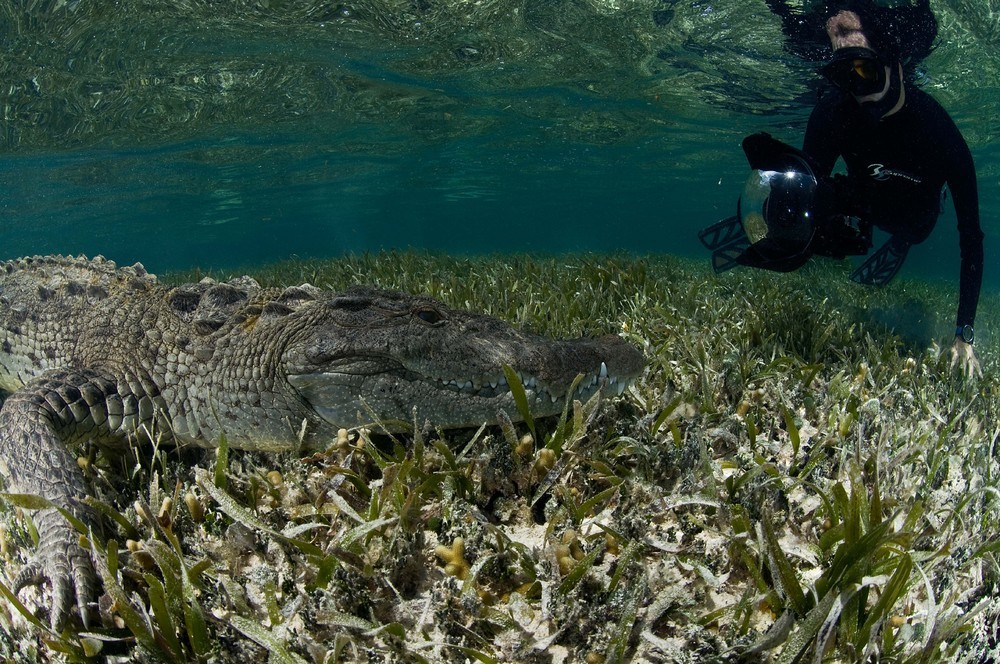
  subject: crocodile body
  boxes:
[0,254,644,629]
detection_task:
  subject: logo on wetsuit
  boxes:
[868,163,923,184]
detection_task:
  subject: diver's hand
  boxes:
[950,337,982,380]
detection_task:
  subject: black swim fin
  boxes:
[698,215,749,273]
[850,235,911,286]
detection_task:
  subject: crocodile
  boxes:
[0,254,644,630]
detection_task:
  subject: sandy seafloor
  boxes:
[1,252,999,663]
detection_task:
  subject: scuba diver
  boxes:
[700,0,984,378]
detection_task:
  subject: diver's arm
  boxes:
[941,114,984,379]
[949,165,984,381]
[944,126,983,331]
[802,97,843,177]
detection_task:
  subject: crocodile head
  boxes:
[282,286,645,430]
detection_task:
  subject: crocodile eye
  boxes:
[415,308,444,325]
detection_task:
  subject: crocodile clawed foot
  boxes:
[12,521,99,632]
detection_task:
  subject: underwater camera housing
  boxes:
[700,132,832,273]
[699,133,908,286]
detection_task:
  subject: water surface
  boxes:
[1,0,997,286]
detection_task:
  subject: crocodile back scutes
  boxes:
[0,254,157,304]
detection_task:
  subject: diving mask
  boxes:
[819,47,886,96]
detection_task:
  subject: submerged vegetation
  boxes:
[1,251,998,662]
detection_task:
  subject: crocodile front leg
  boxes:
[0,368,145,631]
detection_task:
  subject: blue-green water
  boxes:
[1,0,997,287]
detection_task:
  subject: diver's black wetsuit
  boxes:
[803,85,984,328]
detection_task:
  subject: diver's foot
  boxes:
[851,236,910,286]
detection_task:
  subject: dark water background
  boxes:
[0,0,997,287]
